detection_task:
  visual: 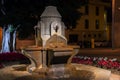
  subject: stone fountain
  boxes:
[21,6,111,80]
[21,6,79,77]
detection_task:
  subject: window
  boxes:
[88,34,91,37]
[94,34,96,38]
[95,20,99,29]
[98,34,101,38]
[69,34,78,43]
[96,7,99,16]
[85,5,89,15]
[83,34,86,38]
[85,19,89,29]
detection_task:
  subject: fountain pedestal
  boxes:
[22,45,79,71]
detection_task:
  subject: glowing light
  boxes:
[118,7,120,10]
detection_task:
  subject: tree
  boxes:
[1,24,19,52]
[0,0,88,39]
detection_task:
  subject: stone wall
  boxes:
[16,39,35,50]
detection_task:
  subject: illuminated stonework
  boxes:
[35,6,66,47]
[23,6,80,76]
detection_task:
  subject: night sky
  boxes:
[0,0,111,38]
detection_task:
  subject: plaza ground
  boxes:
[0,48,120,80]
[0,63,120,80]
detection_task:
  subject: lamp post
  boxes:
[112,0,115,49]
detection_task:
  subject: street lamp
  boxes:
[118,7,120,10]
[112,0,115,49]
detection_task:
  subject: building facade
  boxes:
[65,0,111,48]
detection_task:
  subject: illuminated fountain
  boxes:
[21,6,111,79]
[22,6,79,76]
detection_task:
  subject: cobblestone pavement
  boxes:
[0,64,120,80]
[110,74,120,80]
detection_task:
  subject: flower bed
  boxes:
[0,52,28,61]
[72,56,120,74]
[0,52,29,65]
